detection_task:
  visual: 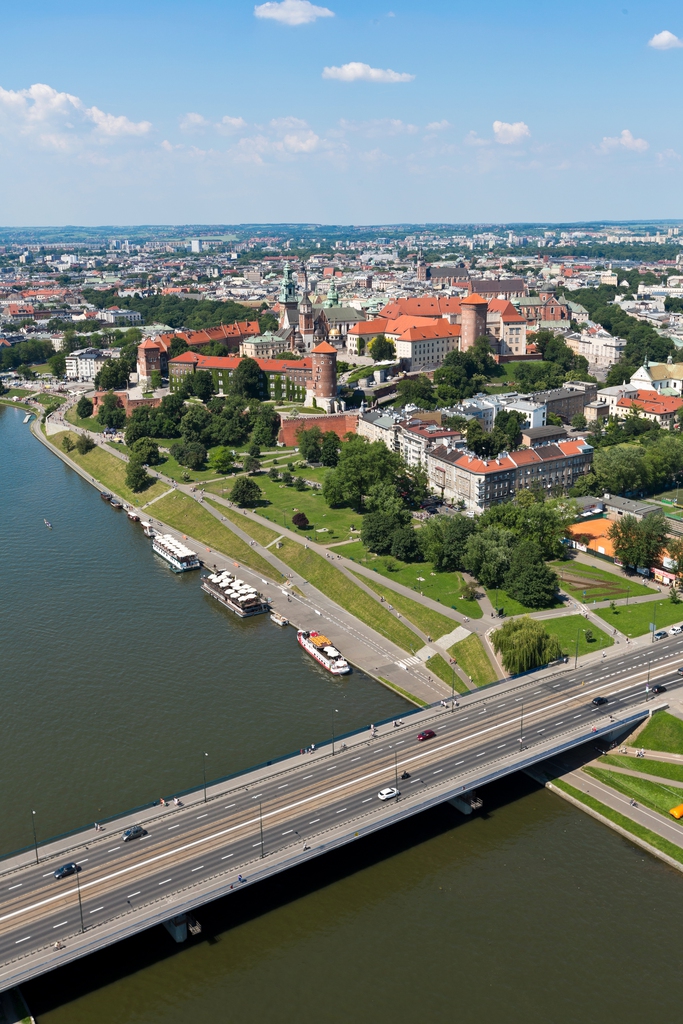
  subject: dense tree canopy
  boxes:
[492,617,563,674]
[607,512,668,569]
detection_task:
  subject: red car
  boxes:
[417,729,436,742]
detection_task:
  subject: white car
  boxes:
[670,626,683,635]
[378,787,400,801]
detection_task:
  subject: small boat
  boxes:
[141,521,156,538]
[100,492,112,502]
[126,509,140,522]
[297,630,350,675]
[109,499,123,509]
[23,413,32,424]
[270,612,289,627]
[44,519,52,529]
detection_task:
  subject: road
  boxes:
[1,635,682,989]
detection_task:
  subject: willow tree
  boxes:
[492,617,562,675]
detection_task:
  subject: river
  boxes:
[3,405,683,1023]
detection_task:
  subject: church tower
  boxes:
[278,264,298,328]
[298,292,315,351]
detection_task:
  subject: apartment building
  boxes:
[398,421,464,469]
[65,347,116,381]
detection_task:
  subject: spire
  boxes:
[279,264,297,306]
[324,279,339,307]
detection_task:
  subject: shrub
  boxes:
[76,396,93,419]
[229,477,262,506]
[75,433,95,455]
[292,512,310,529]
[294,476,307,491]
[268,467,280,481]
[125,455,150,493]
[61,434,75,453]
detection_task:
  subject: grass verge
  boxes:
[65,406,105,432]
[378,677,428,707]
[543,614,614,658]
[425,654,470,693]
[49,430,168,505]
[595,599,683,637]
[274,538,421,653]
[551,559,653,601]
[552,779,683,867]
[583,766,683,818]
[349,571,457,639]
[633,710,683,755]
[449,633,498,687]
[599,754,683,784]
[151,492,286,583]
[204,500,280,547]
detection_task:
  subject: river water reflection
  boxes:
[3,407,683,1023]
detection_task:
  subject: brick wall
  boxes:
[277,412,359,446]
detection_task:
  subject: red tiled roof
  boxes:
[451,439,589,475]
[380,297,462,318]
[460,293,488,306]
[616,390,683,415]
[169,353,311,372]
[311,341,337,354]
[487,299,525,322]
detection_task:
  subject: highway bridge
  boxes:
[1,637,681,992]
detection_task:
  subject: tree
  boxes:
[396,375,436,409]
[294,475,307,490]
[292,512,310,529]
[211,447,235,474]
[125,455,150,493]
[321,431,340,467]
[297,425,323,463]
[419,514,477,572]
[76,396,93,419]
[248,440,261,458]
[170,441,207,469]
[96,357,132,391]
[268,467,280,481]
[96,391,125,429]
[666,537,683,579]
[547,412,563,426]
[233,356,262,398]
[192,369,215,403]
[361,512,397,555]
[494,409,524,449]
[464,527,514,589]
[150,370,163,390]
[180,404,212,444]
[322,436,403,510]
[229,477,261,506]
[571,412,587,430]
[504,560,559,609]
[492,617,563,674]
[368,335,396,361]
[75,433,95,454]
[391,526,421,562]
[131,437,160,465]
[61,434,75,452]
[281,470,293,486]
[243,455,261,474]
[48,351,66,377]
[608,513,667,569]
[251,404,280,447]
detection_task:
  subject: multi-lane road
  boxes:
[1,635,682,989]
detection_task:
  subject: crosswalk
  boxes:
[397,655,422,669]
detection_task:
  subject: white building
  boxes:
[65,348,112,381]
[101,307,143,326]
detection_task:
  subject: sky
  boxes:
[1,0,683,226]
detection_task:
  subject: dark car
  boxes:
[651,684,667,695]
[417,729,436,741]
[54,862,80,880]
[591,696,609,706]
[122,825,147,842]
[677,667,683,675]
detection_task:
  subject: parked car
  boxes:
[670,626,683,635]
[591,696,609,706]
[654,630,669,641]
[417,729,436,742]
[54,863,80,880]
[122,825,147,842]
[378,787,400,801]
[651,684,667,695]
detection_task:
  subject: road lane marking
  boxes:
[309,818,320,824]
[89,906,104,913]
[224,804,235,809]
[362,798,372,803]
[168,825,180,830]
[336,808,347,813]
[108,847,120,852]
[351,757,361,761]
[303,775,313,779]
[8,885,21,891]
[221,854,233,860]
[573,715,581,719]
[497,744,505,748]
[52,921,68,928]
[326,767,336,771]
[127,892,140,899]
[433,769,443,774]
[278,785,288,789]
[476,752,484,757]
[252,843,262,848]
[42,873,54,877]
[15,937,30,944]
[191,866,204,872]
[455,760,464,765]
[158,879,172,886]
[282,830,293,835]
[197,814,208,819]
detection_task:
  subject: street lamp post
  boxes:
[450,658,456,708]
[203,752,208,803]
[574,628,580,670]
[259,801,265,858]
[75,865,85,933]
[519,701,524,749]
[332,709,338,755]
[31,810,38,865]
[395,751,399,798]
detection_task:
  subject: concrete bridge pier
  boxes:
[448,792,483,815]
[163,913,202,943]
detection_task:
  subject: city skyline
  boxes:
[0,0,682,224]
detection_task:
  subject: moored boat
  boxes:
[100,492,112,502]
[126,508,140,522]
[110,499,123,509]
[152,533,200,573]
[201,571,270,617]
[297,630,350,674]
[270,612,289,626]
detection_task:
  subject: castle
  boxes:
[274,264,365,353]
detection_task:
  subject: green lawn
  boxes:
[342,540,483,618]
[595,598,683,637]
[206,474,362,543]
[553,779,683,868]
[485,588,562,617]
[6,387,32,398]
[154,448,228,484]
[583,766,683,818]
[349,571,458,640]
[541,614,614,658]
[50,430,169,505]
[425,654,470,693]
[204,499,281,547]
[30,362,52,373]
[449,633,498,687]
[599,754,683,784]
[150,492,286,583]
[65,406,105,433]
[551,559,653,602]
[634,711,683,755]
[273,538,421,653]
[35,392,66,406]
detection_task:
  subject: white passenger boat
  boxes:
[297,630,350,674]
[152,533,200,573]
[201,571,270,617]
[270,612,289,627]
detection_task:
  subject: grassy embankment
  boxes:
[204,499,281,547]
[424,655,469,693]
[552,779,683,868]
[342,539,482,618]
[583,766,683,818]
[484,587,564,617]
[50,430,168,505]
[151,492,286,583]
[35,393,66,406]
[551,560,653,601]
[596,599,683,637]
[450,633,498,687]
[599,754,683,783]
[349,571,457,640]
[65,406,106,433]
[634,711,683,754]
[541,614,614,658]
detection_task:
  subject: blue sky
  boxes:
[1,0,682,225]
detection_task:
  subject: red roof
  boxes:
[448,439,589,476]
[169,353,311,372]
[487,299,525,323]
[347,318,389,336]
[617,390,683,415]
[460,293,488,306]
[380,297,462,318]
[399,323,461,341]
[311,341,337,354]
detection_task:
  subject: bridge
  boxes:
[1,637,681,992]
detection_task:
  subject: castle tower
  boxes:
[299,292,315,351]
[278,264,298,328]
[460,293,489,351]
[305,341,337,412]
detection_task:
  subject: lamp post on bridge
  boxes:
[332,708,339,755]
[75,864,85,933]
[30,810,39,866]
[203,752,209,804]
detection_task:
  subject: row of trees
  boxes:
[296,425,341,467]
[80,290,277,333]
[571,432,683,498]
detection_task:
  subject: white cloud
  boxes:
[180,112,210,132]
[492,120,530,144]
[219,115,247,131]
[600,128,649,153]
[426,120,450,131]
[254,0,333,25]
[322,62,415,83]
[464,130,488,147]
[648,30,683,50]
[86,106,151,136]
[657,148,682,164]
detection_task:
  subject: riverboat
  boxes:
[152,533,200,573]
[297,630,350,675]
[100,492,112,502]
[110,498,123,510]
[270,612,289,627]
[126,509,140,522]
[141,521,156,537]
[201,571,270,618]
